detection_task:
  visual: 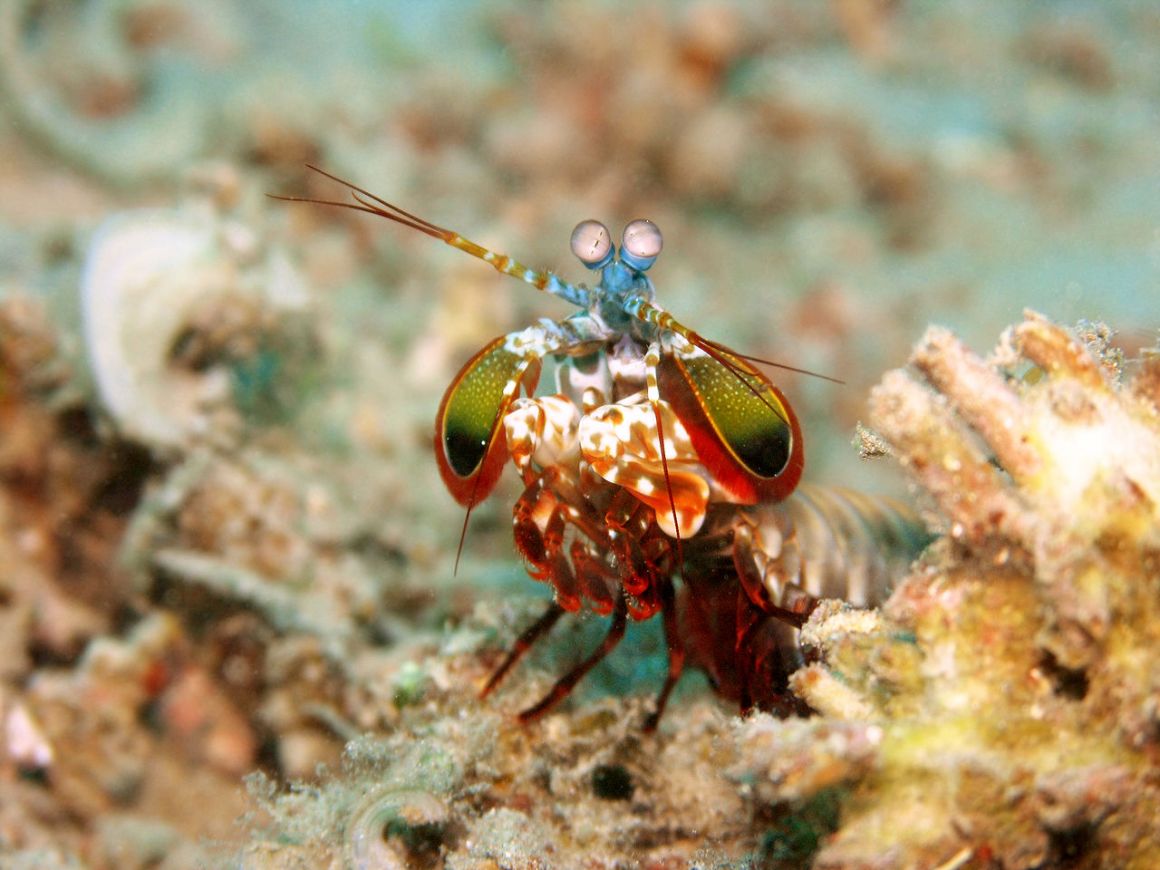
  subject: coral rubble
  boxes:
[795,311,1160,867]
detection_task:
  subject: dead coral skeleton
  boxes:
[789,311,1160,868]
[874,311,1160,671]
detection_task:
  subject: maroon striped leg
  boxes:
[481,602,565,699]
[517,590,628,723]
[644,576,685,732]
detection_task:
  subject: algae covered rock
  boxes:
[792,312,1160,868]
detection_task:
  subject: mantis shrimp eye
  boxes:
[570,219,614,269]
[620,219,662,271]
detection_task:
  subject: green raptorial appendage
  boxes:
[677,351,793,479]
[441,339,524,478]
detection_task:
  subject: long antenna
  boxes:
[702,339,845,385]
[270,166,589,307]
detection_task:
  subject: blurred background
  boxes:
[3,0,1158,497]
[0,0,1158,861]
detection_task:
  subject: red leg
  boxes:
[734,589,766,714]
[607,499,660,598]
[733,588,809,716]
[481,602,565,698]
[512,477,553,573]
[517,590,628,723]
[569,539,618,615]
[513,472,590,610]
[644,575,685,732]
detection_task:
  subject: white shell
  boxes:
[81,208,308,448]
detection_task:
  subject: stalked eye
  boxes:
[620,219,662,271]
[570,220,613,269]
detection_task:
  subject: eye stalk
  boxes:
[570,219,614,270]
[620,219,663,271]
